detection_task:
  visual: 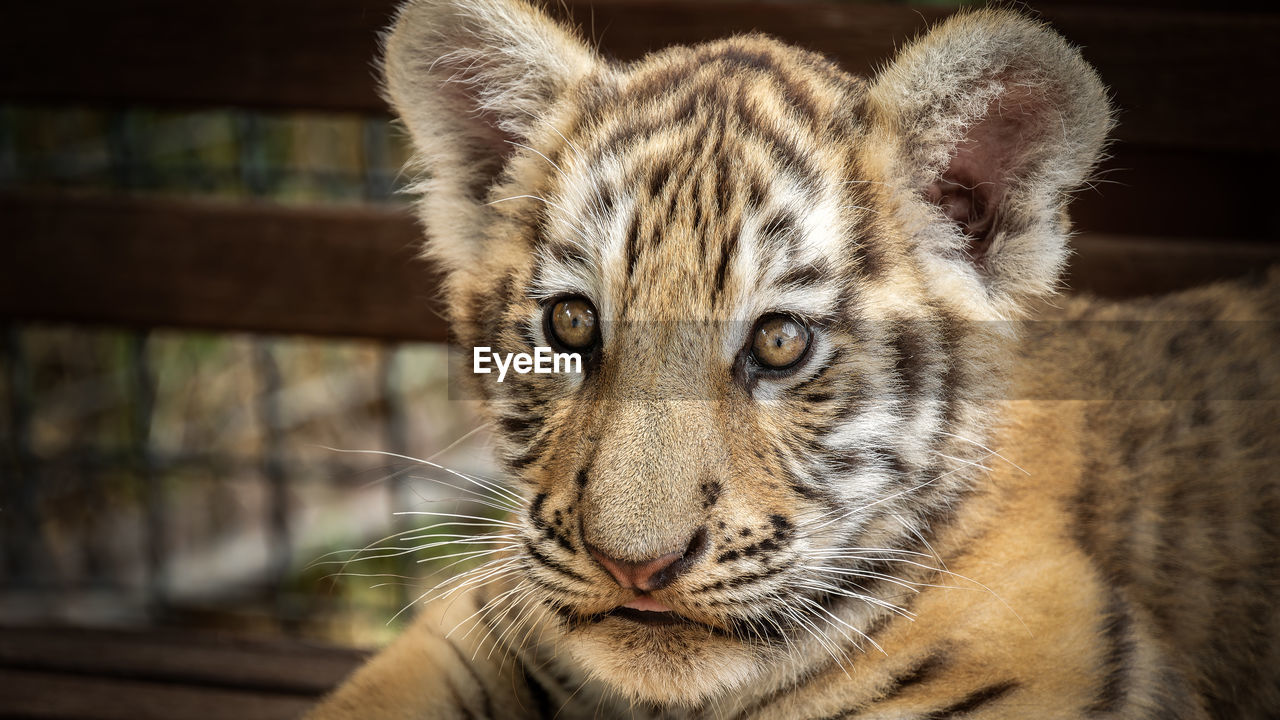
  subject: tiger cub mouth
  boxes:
[598,594,706,628]
[604,606,696,627]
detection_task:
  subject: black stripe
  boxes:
[936,309,966,429]
[663,161,686,226]
[648,159,674,198]
[498,413,537,438]
[759,209,801,251]
[542,240,589,269]
[524,570,595,599]
[574,443,597,505]
[1144,667,1200,720]
[793,348,845,396]
[887,652,950,699]
[702,43,829,130]
[512,318,538,350]
[889,318,935,397]
[522,665,555,719]
[554,533,576,555]
[591,75,710,157]
[622,62,699,105]
[810,650,953,720]
[1149,481,1191,633]
[776,262,831,289]
[444,638,495,720]
[707,44,775,71]
[714,156,733,216]
[713,224,738,296]
[883,450,911,481]
[443,679,479,720]
[920,681,1018,719]
[528,492,549,531]
[505,439,545,471]
[668,84,705,126]
[1089,592,1134,713]
[780,460,827,503]
[527,201,551,250]
[747,172,767,210]
[857,607,898,648]
[850,223,887,280]
[592,181,617,218]
[731,91,823,186]
[525,540,588,583]
[623,212,642,280]
[729,662,831,720]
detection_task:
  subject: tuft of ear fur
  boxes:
[869,9,1113,317]
[381,0,601,272]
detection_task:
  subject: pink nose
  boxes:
[586,530,706,592]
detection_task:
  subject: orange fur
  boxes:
[307,3,1278,717]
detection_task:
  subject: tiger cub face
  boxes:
[384,0,1110,705]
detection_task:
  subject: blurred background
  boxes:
[1,0,1277,659]
[0,103,494,646]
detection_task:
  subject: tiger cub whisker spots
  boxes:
[307,2,1279,719]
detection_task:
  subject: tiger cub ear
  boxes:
[381,0,601,270]
[869,9,1113,316]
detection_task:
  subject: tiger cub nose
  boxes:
[586,528,707,592]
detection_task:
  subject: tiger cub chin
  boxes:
[306,1,1280,718]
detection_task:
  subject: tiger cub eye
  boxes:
[752,315,809,369]
[549,297,598,349]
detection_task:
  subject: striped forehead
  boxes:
[530,40,866,323]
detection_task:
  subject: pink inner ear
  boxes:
[434,59,524,198]
[925,90,1044,265]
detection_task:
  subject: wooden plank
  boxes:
[1069,144,1275,241]
[0,626,365,696]
[0,1,1276,152]
[3,191,1277,340]
[1030,0,1271,8]
[0,0,397,114]
[0,191,448,342]
[0,668,316,720]
[1037,7,1280,151]
[1065,234,1280,299]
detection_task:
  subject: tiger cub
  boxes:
[306,1,1280,717]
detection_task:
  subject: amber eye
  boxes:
[751,314,810,370]
[546,296,598,350]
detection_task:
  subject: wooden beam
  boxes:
[1065,234,1280,299]
[1038,6,1280,151]
[3,191,1277,340]
[0,0,397,114]
[0,669,317,720]
[0,627,366,719]
[1,2,1276,152]
[1059,144,1274,241]
[0,625,365,696]
[1,191,447,342]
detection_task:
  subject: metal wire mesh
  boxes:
[0,105,494,646]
